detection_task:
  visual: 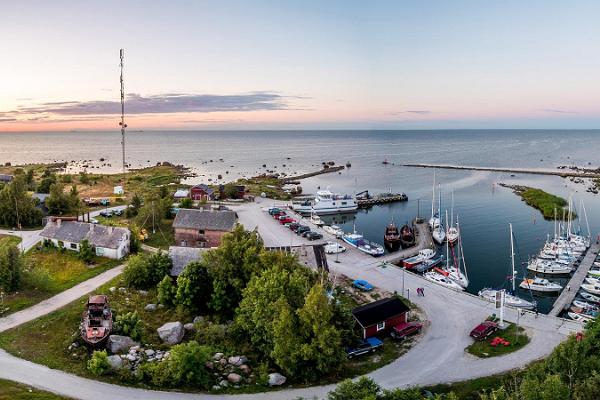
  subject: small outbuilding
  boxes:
[174,189,190,199]
[190,184,214,202]
[0,174,14,183]
[352,297,410,339]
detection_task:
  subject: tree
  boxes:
[204,225,265,317]
[37,171,57,194]
[0,174,42,228]
[78,239,94,263]
[574,371,600,400]
[328,377,382,400]
[157,275,176,306]
[126,193,143,218]
[122,252,172,289]
[175,261,212,312]
[87,350,110,376]
[0,244,22,292]
[135,191,171,229]
[178,197,193,209]
[520,374,569,400]
[46,183,79,216]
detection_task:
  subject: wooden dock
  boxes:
[549,240,600,317]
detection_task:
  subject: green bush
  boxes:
[78,239,95,264]
[0,244,23,292]
[22,267,53,292]
[123,252,172,289]
[157,275,176,306]
[175,261,212,312]
[87,350,110,376]
[178,198,193,208]
[115,311,143,341]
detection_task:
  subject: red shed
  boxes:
[190,184,215,202]
[352,297,410,339]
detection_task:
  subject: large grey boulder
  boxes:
[157,322,184,345]
[227,373,242,384]
[107,335,139,354]
[107,355,123,370]
[268,372,287,386]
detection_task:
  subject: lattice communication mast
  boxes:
[119,49,127,173]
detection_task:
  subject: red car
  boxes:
[469,321,499,341]
[273,211,287,219]
[390,321,423,340]
[279,216,296,224]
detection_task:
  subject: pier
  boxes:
[402,163,600,179]
[549,240,600,317]
[281,165,345,183]
[356,192,408,208]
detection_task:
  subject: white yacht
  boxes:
[568,312,593,323]
[424,271,464,291]
[323,224,344,238]
[526,258,572,275]
[519,277,562,292]
[478,289,536,309]
[291,190,357,215]
[582,284,600,296]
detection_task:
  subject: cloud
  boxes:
[14,92,297,116]
[0,118,17,122]
[182,118,246,123]
[542,109,579,114]
[390,110,431,115]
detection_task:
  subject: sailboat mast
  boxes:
[431,170,436,219]
[510,223,516,293]
[119,49,127,174]
[458,216,467,279]
[582,200,591,238]
[451,190,454,228]
[445,210,450,270]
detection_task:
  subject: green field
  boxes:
[0,379,69,400]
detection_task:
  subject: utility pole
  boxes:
[119,49,127,175]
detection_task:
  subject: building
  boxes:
[190,184,214,202]
[352,297,410,339]
[174,189,190,199]
[168,246,209,276]
[40,219,131,260]
[0,174,14,183]
[173,208,237,248]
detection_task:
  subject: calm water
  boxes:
[1,129,599,312]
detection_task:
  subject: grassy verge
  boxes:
[425,372,515,400]
[0,379,69,400]
[466,322,529,358]
[0,248,120,316]
[0,235,22,248]
[501,184,575,220]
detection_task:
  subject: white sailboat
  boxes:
[443,211,468,288]
[478,223,536,309]
[431,185,446,244]
[424,271,464,291]
[526,258,572,274]
[429,170,440,229]
[446,190,459,244]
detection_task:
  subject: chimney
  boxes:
[56,218,62,227]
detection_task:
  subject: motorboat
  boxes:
[424,270,464,291]
[399,224,415,249]
[568,312,593,323]
[323,224,344,238]
[414,255,444,273]
[291,190,357,215]
[81,295,113,348]
[582,284,600,296]
[519,277,562,292]
[588,269,600,278]
[324,241,346,254]
[402,248,436,268]
[342,232,385,257]
[478,288,536,309]
[585,276,600,286]
[310,212,324,226]
[579,291,600,303]
[569,306,598,318]
[383,221,401,251]
[573,300,599,311]
[526,259,572,274]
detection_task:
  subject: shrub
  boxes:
[178,198,193,209]
[22,266,53,292]
[0,244,23,292]
[78,239,95,264]
[87,350,110,376]
[157,275,176,306]
[175,261,212,312]
[123,252,171,289]
[115,311,143,341]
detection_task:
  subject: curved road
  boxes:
[0,200,582,399]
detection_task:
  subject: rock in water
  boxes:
[157,322,184,345]
[268,372,287,386]
[107,335,140,354]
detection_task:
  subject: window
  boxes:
[96,247,104,256]
[70,243,77,249]
[342,201,347,205]
[198,229,205,235]
[376,321,385,331]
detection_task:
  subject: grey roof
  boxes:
[168,246,209,276]
[191,184,214,195]
[173,209,237,231]
[40,220,130,249]
[0,174,14,182]
[32,193,50,203]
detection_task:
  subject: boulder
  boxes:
[228,356,243,366]
[239,364,251,375]
[268,373,287,386]
[227,373,242,384]
[144,349,155,357]
[107,355,123,370]
[107,335,139,354]
[183,322,195,332]
[157,322,184,345]
[193,316,204,324]
[144,303,157,312]
[213,352,224,361]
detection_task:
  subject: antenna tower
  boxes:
[119,49,127,173]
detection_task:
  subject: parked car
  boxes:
[301,230,313,237]
[288,222,300,231]
[296,226,310,235]
[352,280,374,291]
[273,211,286,219]
[112,209,123,216]
[99,210,112,218]
[390,321,423,340]
[268,208,282,215]
[325,241,346,254]
[469,321,499,341]
[292,224,306,233]
[346,337,383,358]
[306,232,323,241]
[279,216,295,224]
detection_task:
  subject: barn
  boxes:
[352,297,410,339]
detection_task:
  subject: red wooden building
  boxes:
[352,297,410,339]
[190,184,215,202]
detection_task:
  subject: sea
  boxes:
[1,129,599,313]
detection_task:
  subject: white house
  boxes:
[40,219,131,260]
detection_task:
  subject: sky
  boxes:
[1,0,600,131]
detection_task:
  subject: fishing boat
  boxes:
[81,295,113,348]
[402,248,436,269]
[582,284,600,296]
[414,254,445,273]
[383,220,401,250]
[291,189,358,215]
[399,224,415,249]
[478,224,536,310]
[342,229,385,257]
[323,224,344,238]
[526,258,572,274]
[580,291,600,303]
[568,312,593,323]
[519,277,562,292]
[424,269,464,291]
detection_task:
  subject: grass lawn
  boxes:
[142,220,175,250]
[0,234,22,248]
[0,379,69,400]
[0,248,120,317]
[466,322,530,358]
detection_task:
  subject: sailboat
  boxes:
[431,185,446,244]
[478,223,536,309]
[429,170,440,229]
[446,190,459,244]
[443,211,468,288]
